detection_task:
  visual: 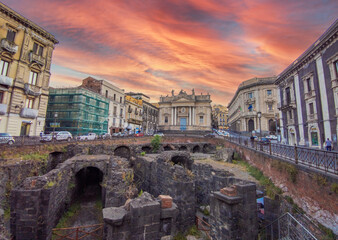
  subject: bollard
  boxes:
[294,144,298,164]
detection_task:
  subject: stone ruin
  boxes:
[9,143,260,240]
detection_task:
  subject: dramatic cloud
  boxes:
[4,0,337,104]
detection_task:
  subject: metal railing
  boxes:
[227,135,338,175]
[52,223,103,240]
[196,216,211,240]
[258,212,317,240]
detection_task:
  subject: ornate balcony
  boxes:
[0,75,13,87]
[24,83,41,97]
[29,52,45,66]
[0,103,7,115]
[304,90,316,100]
[0,38,18,54]
[245,98,255,104]
[20,108,38,119]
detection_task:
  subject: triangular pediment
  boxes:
[174,96,191,102]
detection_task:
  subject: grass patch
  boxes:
[234,158,282,200]
[22,153,49,161]
[54,202,81,229]
[187,225,202,238]
[272,161,298,183]
[173,232,186,240]
[331,183,338,194]
[318,223,336,240]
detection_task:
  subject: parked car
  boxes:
[266,135,278,140]
[99,133,111,139]
[0,133,15,145]
[53,131,73,141]
[204,133,217,138]
[154,132,164,137]
[134,133,144,137]
[40,134,53,142]
[77,133,97,141]
[259,137,270,145]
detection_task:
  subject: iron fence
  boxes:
[226,135,338,175]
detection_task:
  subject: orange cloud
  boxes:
[4,0,337,105]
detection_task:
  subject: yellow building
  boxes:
[212,105,228,130]
[125,95,143,133]
[0,2,58,136]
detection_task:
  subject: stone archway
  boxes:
[114,146,131,159]
[179,145,188,151]
[75,166,103,199]
[141,146,152,154]
[192,145,200,153]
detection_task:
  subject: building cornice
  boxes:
[276,19,338,85]
[0,2,59,44]
[228,77,276,108]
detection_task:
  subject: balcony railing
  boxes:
[1,38,18,54]
[29,52,45,66]
[305,90,316,99]
[245,97,255,104]
[24,83,41,97]
[20,108,38,119]
[0,75,13,87]
[0,103,7,115]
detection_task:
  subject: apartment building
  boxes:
[0,2,58,136]
[81,77,125,133]
[227,77,278,135]
[276,19,338,148]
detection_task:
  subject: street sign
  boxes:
[50,122,60,128]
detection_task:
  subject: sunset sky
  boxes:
[4,0,338,104]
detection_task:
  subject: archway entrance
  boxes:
[248,119,254,132]
[75,167,103,199]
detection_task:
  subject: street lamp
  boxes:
[53,112,58,136]
[257,112,262,140]
[275,113,278,140]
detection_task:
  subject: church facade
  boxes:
[158,89,212,133]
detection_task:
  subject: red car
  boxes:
[134,133,144,137]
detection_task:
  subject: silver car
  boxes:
[54,131,73,141]
[0,133,15,145]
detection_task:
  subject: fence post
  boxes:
[269,142,272,155]
[76,227,79,240]
[294,144,298,164]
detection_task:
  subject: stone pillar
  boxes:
[189,107,191,125]
[277,88,285,143]
[172,107,174,125]
[103,192,178,240]
[316,54,332,141]
[294,73,305,145]
[210,183,258,240]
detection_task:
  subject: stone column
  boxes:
[277,88,285,143]
[294,73,305,145]
[189,107,191,125]
[316,54,332,141]
[172,107,174,125]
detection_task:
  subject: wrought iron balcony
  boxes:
[29,52,45,66]
[20,108,38,119]
[0,75,13,87]
[0,103,7,115]
[24,83,41,97]
[0,38,18,54]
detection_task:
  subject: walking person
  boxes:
[325,138,332,151]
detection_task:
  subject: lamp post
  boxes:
[257,112,262,140]
[53,113,58,140]
[275,113,278,140]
